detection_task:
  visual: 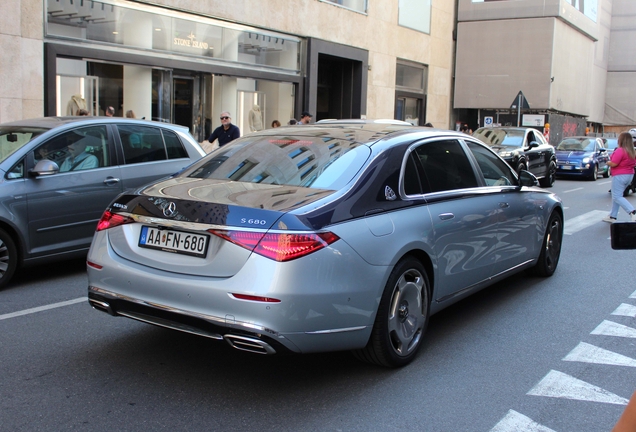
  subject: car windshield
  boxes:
[473,128,524,147]
[187,134,371,190]
[556,139,595,151]
[605,139,618,150]
[0,126,48,164]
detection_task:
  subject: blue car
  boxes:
[555,136,609,180]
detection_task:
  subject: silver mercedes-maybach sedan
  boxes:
[87,120,563,367]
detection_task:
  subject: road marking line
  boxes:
[591,320,636,338]
[563,342,636,367]
[599,180,611,185]
[0,297,85,321]
[629,289,636,299]
[563,187,584,193]
[564,210,607,235]
[490,410,556,432]
[527,370,628,405]
[612,303,636,318]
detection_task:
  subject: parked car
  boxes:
[555,136,609,180]
[87,120,563,368]
[0,116,205,289]
[472,127,556,187]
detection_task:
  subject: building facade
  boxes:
[1,0,456,139]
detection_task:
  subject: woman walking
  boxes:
[604,131,636,223]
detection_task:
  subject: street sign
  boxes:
[510,91,530,110]
[484,116,493,126]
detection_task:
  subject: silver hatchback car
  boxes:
[0,117,205,288]
[87,121,563,367]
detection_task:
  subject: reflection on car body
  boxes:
[473,126,557,188]
[87,121,563,368]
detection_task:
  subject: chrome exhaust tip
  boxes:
[89,298,115,315]
[224,334,276,355]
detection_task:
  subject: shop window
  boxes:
[398,0,431,34]
[320,0,367,13]
[395,61,428,126]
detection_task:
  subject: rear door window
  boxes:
[412,139,478,192]
[118,125,168,164]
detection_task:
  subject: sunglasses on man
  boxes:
[220,116,229,120]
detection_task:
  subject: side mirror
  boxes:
[29,159,60,177]
[599,148,607,153]
[527,141,540,149]
[518,170,538,187]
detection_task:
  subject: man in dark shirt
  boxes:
[207,111,240,147]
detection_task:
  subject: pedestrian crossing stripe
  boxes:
[563,210,607,235]
[490,410,556,432]
[563,342,636,367]
[611,303,636,318]
[527,370,628,405]
[629,289,636,299]
[591,320,636,338]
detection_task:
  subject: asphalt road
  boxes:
[2,176,635,431]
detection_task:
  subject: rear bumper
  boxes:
[86,230,386,355]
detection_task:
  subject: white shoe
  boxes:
[603,216,617,223]
[631,212,636,222]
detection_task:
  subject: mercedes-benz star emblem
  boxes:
[162,202,178,218]
[385,186,397,201]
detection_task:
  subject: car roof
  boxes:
[249,120,462,146]
[558,136,597,141]
[0,116,190,133]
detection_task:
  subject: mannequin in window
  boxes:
[249,104,263,132]
[66,94,87,116]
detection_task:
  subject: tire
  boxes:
[532,212,563,277]
[539,161,556,188]
[0,228,17,290]
[589,165,598,181]
[353,257,430,367]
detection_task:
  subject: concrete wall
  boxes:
[0,0,44,123]
[604,0,636,126]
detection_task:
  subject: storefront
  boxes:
[44,0,303,141]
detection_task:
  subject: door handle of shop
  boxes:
[499,202,510,208]
[103,177,120,185]
[438,213,454,220]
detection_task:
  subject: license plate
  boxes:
[139,226,209,258]
[560,165,574,170]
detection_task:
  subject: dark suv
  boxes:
[473,127,557,187]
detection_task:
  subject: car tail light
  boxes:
[208,229,339,262]
[230,293,281,303]
[96,210,135,232]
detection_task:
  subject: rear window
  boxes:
[0,127,48,164]
[187,135,370,190]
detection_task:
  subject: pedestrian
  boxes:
[298,111,312,125]
[207,111,240,148]
[271,120,281,128]
[603,131,636,223]
[105,106,115,117]
[288,119,297,125]
[125,110,136,119]
[424,122,433,127]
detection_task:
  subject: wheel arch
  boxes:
[397,249,435,301]
[0,219,24,268]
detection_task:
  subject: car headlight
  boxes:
[499,151,512,157]
[582,157,590,164]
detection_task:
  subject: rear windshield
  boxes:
[187,134,370,190]
[0,127,48,164]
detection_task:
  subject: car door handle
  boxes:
[499,202,510,208]
[438,213,454,220]
[103,177,120,185]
